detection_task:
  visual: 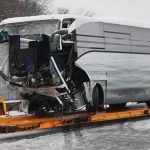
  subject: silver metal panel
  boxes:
[105,44,131,52]
[75,51,150,104]
[76,35,105,56]
[77,36,104,43]
[132,46,150,53]
[0,43,9,72]
[104,32,131,40]
[131,40,150,53]
[77,48,105,56]
[76,22,104,36]
[0,75,9,100]
[104,23,130,33]
[0,43,9,77]
[77,48,87,56]
[0,42,20,100]
[0,43,9,100]
[77,42,104,49]
[131,27,150,40]
[105,38,131,52]
[132,40,150,47]
[105,38,131,45]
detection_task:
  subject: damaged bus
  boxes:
[1,15,150,114]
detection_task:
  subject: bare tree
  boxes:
[0,0,51,21]
[76,9,95,17]
[57,7,70,14]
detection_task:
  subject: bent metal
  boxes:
[0,15,150,115]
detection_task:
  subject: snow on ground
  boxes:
[131,119,150,131]
[0,118,150,150]
[0,103,150,149]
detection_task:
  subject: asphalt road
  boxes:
[0,118,150,150]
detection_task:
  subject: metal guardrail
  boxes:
[0,105,150,133]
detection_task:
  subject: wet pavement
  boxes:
[0,119,150,150]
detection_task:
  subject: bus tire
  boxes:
[92,85,103,114]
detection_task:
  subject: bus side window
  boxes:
[62,19,75,28]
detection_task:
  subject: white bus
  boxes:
[1,15,150,114]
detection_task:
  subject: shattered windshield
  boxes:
[2,19,60,36]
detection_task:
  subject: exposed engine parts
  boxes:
[0,16,104,116]
[7,31,87,115]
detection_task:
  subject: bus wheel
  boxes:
[92,85,103,114]
[109,103,126,109]
[86,102,97,115]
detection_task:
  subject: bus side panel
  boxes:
[104,23,132,53]
[76,22,105,56]
[0,42,9,100]
[0,42,20,101]
[131,27,150,53]
[75,51,150,104]
[76,22,150,56]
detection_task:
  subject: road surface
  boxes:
[0,118,150,150]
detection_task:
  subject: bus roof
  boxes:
[1,14,150,31]
[68,16,150,33]
[0,14,88,25]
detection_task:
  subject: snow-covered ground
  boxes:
[0,118,150,150]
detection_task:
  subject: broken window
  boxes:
[4,19,60,37]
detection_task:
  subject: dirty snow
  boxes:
[0,118,150,150]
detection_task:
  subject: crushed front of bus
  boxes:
[0,18,87,115]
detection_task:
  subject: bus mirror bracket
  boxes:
[51,29,68,42]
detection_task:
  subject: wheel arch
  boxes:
[72,65,90,83]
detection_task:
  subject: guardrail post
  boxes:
[0,97,6,115]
